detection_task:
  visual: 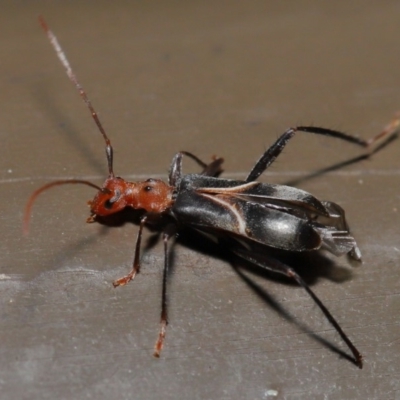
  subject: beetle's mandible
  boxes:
[25,16,400,369]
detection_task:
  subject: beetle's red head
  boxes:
[87,177,130,220]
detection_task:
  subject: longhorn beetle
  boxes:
[25,16,399,369]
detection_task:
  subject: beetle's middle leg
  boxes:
[153,225,176,357]
[169,151,224,186]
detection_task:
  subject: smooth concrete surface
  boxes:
[1,2,400,399]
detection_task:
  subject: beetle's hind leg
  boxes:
[230,245,363,368]
[245,127,366,182]
[246,117,400,183]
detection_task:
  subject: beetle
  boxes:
[25,17,399,369]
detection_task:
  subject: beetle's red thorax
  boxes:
[129,179,174,213]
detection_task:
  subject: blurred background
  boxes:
[1,1,399,399]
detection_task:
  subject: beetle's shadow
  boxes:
[33,226,111,276]
[86,212,356,286]
[283,133,397,187]
[175,227,354,285]
[38,215,359,366]
[32,84,105,176]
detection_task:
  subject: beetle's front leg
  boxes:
[168,151,224,187]
[112,215,148,287]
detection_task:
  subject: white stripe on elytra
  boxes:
[198,181,258,194]
[200,193,247,236]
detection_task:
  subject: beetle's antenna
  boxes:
[38,15,114,177]
[23,179,103,235]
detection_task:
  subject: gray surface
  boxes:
[1,1,400,399]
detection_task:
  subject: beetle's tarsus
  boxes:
[112,274,135,288]
[153,320,167,358]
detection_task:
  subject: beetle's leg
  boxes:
[201,156,225,177]
[153,227,175,357]
[365,110,400,146]
[246,119,399,182]
[231,246,363,368]
[169,151,224,186]
[113,216,148,287]
[247,127,357,182]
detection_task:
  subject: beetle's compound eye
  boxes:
[104,189,121,209]
[143,185,153,192]
[104,199,113,210]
